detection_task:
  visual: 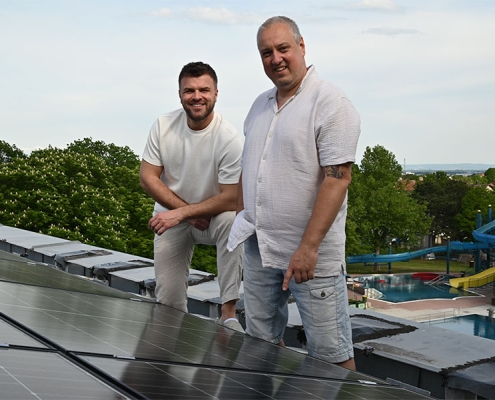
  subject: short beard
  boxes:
[184,106,214,122]
[182,99,215,122]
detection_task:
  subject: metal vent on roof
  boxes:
[54,249,112,267]
[92,260,153,280]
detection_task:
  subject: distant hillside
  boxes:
[405,163,495,173]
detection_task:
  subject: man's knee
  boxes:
[211,211,236,233]
[155,286,188,312]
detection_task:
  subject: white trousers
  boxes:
[153,211,242,312]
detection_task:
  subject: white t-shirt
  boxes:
[228,66,361,276]
[142,109,243,214]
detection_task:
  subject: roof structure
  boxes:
[1,223,495,398]
[0,248,431,399]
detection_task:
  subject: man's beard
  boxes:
[183,102,215,123]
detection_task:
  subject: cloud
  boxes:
[151,8,172,17]
[149,7,262,25]
[350,0,405,13]
[363,26,419,36]
[185,7,238,24]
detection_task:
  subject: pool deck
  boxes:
[351,284,495,321]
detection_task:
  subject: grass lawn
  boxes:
[346,258,471,275]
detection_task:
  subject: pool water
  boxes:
[354,273,479,303]
[424,314,495,341]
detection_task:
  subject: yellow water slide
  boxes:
[450,267,495,289]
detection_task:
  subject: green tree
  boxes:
[0,140,26,164]
[347,145,431,260]
[66,137,139,169]
[0,139,153,256]
[456,187,495,240]
[411,172,470,240]
[485,167,495,183]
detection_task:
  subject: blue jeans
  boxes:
[243,234,354,363]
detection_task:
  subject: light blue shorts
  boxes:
[243,234,354,364]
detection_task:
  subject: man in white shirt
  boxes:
[228,17,360,365]
[141,62,244,332]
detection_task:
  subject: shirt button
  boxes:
[258,178,262,183]
[262,155,267,160]
[257,201,261,206]
[320,291,326,297]
[256,225,260,230]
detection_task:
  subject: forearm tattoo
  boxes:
[325,165,345,179]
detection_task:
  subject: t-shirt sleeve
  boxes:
[218,133,243,185]
[141,118,163,167]
[316,96,361,166]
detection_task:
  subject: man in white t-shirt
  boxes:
[140,62,244,332]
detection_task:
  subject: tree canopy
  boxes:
[456,187,495,240]
[347,145,431,256]
[411,171,470,240]
[0,141,152,254]
[485,167,495,183]
[0,140,26,164]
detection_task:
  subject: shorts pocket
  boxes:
[309,282,337,327]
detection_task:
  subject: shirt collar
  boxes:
[266,65,316,100]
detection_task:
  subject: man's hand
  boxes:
[149,209,184,235]
[188,218,210,231]
[282,245,318,290]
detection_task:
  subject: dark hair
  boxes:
[257,16,302,43]
[178,62,218,87]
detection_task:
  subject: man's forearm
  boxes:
[173,189,237,221]
[141,175,190,211]
[148,184,238,235]
[299,164,352,251]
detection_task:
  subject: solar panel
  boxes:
[0,349,129,399]
[81,356,427,400]
[0,318,48,349]
[0,280,368,379]
[0,250,432,399]
[0,252,144,300]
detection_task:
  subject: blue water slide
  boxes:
[347,246,447,264]
[348,220,495,264]
[472,219,495,246]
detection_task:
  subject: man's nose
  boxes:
[271,51,283,65]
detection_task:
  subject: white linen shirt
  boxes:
[228,66,360,276]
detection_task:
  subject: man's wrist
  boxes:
[176,206,189,221]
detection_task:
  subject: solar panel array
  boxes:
[0,251,432,399]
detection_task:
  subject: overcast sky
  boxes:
[1,0,494,166]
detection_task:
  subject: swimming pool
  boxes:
[424,314,495,341]
[353,273,480,303]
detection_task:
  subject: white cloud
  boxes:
[350,0,405,13]
[363,26,418,35]
[149,7,263,25]
[151,8,172,17]
[185,7,238,24]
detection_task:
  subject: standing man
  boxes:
[228,17,360,367]
[141,61,244,332]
